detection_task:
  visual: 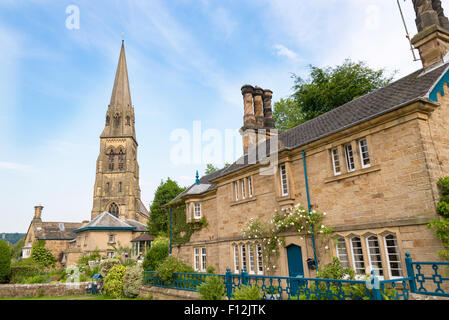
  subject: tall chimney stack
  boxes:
[241,85,256,129]
[253,86,265,128]
[263,89,275,129]
[34,205,43,220]
[411,0,449,68]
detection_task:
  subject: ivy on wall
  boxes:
[428,177,449,261]
[170,205,208,245]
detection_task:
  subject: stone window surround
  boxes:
[231,242,264,275]
[231,174,255,205]
[193,247,206,272]
[327,135,374,179]
[332,230,403,280]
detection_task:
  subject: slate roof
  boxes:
[171,61,449,203]
[35,222,83,240]
[131,233,154,242]
[73,212,145,233]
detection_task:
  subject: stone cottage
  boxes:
[168,5,449,280]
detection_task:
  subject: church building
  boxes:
[23,42,150,266]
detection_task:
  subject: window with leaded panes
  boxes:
[366,235,384,277]
[350,237,365,275]
[384,234,403,278]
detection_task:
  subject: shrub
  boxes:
[206,266,216,274]
[31,242,56,267]
[123,264,143,298]
[0,240,11,283]
[9,258,41,283]
[104,264,127,298]
[77,250,101,266]
[316,257,355,280]
[196,276,226,300]
[156,256,194,284]
[231,285,263,300]
[142,237,169,271]
[99,258,120,277]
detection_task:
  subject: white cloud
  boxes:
[274,44,298,60]
[0,161,34,173]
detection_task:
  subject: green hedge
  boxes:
[0,240,11,283]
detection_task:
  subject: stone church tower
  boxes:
[91,41,149,223]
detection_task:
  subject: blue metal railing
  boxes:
[142,253,449,300]
[143,269,411,300]
[405,252,449,297]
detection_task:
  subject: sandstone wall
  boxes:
[0,282,89,298]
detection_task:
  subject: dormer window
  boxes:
[59,223,65,231]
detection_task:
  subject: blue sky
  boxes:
[0,0,428,232]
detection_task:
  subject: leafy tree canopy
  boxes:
[273,59,395,132]
[147,178,186,236]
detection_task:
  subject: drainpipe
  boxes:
[169,207,172,254]
[302,150,318,270]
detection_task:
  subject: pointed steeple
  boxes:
[110,41,132,108]
[101,41,136,141]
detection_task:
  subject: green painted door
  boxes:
[287,245,304,296]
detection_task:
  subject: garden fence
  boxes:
[142,252,449,300]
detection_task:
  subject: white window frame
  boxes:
[335,238,350,269]
[241,179,246,200]
[233,245,240,273]
[344,143,355,172]
[248,244,256,275]
[383,234,403,278]
[234,181,239,201]
[108,234,115,244]
[279,164,289,197]
[366,235,384,279]
[331,148,342,176]
[201,247,207,272]
[193,202,202,220]
[350,237,366,275]
[256,244,263,275]
[247,177,253,198]
[194,248,200,271]
[358,138,371,169]
[241,244,247,271]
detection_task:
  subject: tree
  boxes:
[205,164,219,175]
[148,178,186,236]
[273,59,395,132]
[0,240,11,283]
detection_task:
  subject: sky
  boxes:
[0,0,433,233]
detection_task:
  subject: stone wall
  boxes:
[139,285,199,300]
[0,282,89,298]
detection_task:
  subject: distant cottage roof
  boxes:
[171,61,449,203]
[35,222,82,241]
[131,233,154,242]
[73,212,147,233]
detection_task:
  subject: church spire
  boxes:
[102,41,136,141]
[110,41,132,108]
